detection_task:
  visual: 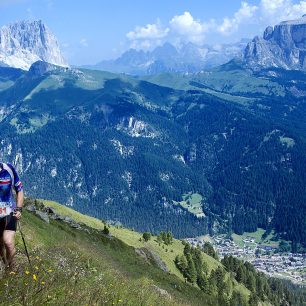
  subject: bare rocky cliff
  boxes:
[0,20,67,70]
[244,15,306,70]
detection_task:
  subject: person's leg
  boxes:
[3,230,16,270]
[0,218,6,266]
[0,236,6,266]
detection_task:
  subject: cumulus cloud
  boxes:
[126,21,169,49]
[218,2,258,35]
[259,0,306,25]
[127,22,169,40]
[125,0,306,50]
[169,11,215,44]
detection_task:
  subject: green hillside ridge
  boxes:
[0,200,303,305]
[42,199,224,279]
[0,200,217,306]
[142,68,285,99]
[37,200,306,306]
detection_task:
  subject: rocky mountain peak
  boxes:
[0,19,67,70]
[244,15,306,70]
[88,40,248,75]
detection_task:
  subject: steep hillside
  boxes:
[0,62,305,248]
[0,199,247,306]
[1,199,303,305]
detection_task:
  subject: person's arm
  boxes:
[16,189,24,209]
[14,189,24,220]
[8,163,24,220]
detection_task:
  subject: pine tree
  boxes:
[197,272,208,291]
[185,254,197,283]
[142,232,151,242]
[249,292,259,306]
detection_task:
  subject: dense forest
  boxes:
[175,242,305,305]
[0,64,305,248]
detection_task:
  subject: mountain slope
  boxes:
[0,198,251,306]
[0,20,67,70]
[0,62,210,238]
[0,62,305,248]
[2,198,304,305]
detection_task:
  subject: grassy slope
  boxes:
[142,69,285,105]
[42,200,250,298]
[173,193,204,217]
[42,199,219,279]
[3,210,214,306]
[232,228,280,249]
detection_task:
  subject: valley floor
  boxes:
[186,235,306,286]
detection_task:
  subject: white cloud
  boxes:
[127,22,168,40]
[217,0,306,35]
[169,11,215,44]
[126,21,169,49]
[124,1,306,51]
[259,0,306,24]
[218,2,258,35]
[80,38,88,47]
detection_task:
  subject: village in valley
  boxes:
[185,229,306,286]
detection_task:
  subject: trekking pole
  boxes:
[17,221,32,269]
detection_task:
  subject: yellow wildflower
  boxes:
[35,266,39,270]
[25,270,30,275]
[47,269,53,273]
[33,274,37,281]
[41,281,45,285]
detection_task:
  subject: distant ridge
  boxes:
[83,40,249,75]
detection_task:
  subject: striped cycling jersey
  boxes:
[0,163,23,208]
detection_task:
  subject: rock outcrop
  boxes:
[244,15,306,70]
[0,20,67,70]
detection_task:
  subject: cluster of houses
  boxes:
[252,253,305,284]
[185,236,306,286]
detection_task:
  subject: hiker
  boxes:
[0,162,24,271]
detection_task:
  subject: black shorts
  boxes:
[0,214,17,236]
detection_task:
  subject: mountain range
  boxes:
[0,60,305,250]
[84,40,249,75]
[0,17,305,250]
[85,15,306,74]
[1,16,306,73]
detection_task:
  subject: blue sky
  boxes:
[1,0,305,65]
